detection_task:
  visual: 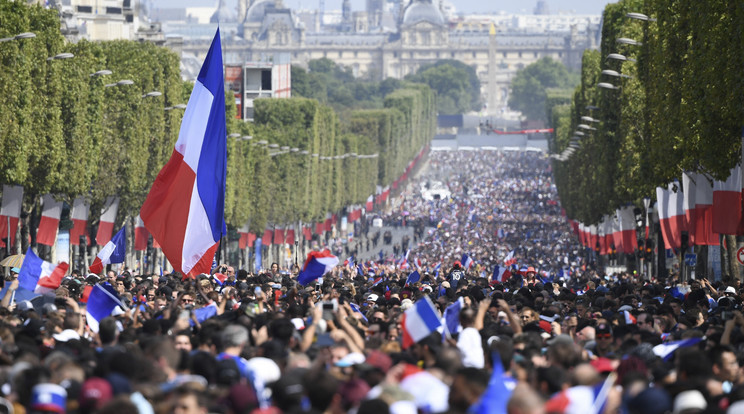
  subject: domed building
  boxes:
[210,0,237,24]
[402,0,445,26]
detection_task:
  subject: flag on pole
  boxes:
[0,185,23,248]
[656,182,686,249]
[18,248,69,295]
[89,226,127,275]
[36,195,63,246]
[441,297,463,338]
[95,196,119,246]
[134,215,149,251]
[713,166,743,235]
[503,250,516,266]
[86,283,125,332]
[140,29,227,278]
[297,250,339,285]
[70,197,90,246]
[653,337,703,361]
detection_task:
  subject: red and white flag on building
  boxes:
[96,197,119,246]
[134,215,149,251]
[274,227,285,245]
[617,207,639,254]
[366,195,374,211]
[0,185,23,248]
[712,166,742,236]
[285,227,295,245]
[683,172,719,246]
[656,182,686,249]
[37,195,63,246]
[70,197,90,246]
[238,224,250,250]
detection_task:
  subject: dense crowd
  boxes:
[0,150,742,414]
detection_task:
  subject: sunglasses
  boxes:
[597,333,612,339]
[182,298,194,303]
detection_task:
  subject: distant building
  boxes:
[41,0,166,44]
[153,0,600,114]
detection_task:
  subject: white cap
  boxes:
[673,390,706,414]
[725,286,736,294]
[367,294,379,303]
[334,352,366,367]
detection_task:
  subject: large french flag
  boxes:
[89,226,126,274]
[617,207,638,254]
[18,248,69,295]
[134,215,149,251]
[69,197,90,246]
[712,166,742,236]
[95,196,119,246]
[401,296,442,349]
[366,195,374,211]
[597,219,608,255]
[692,173,719,245]
[656,183,686,249]
[238,224,251,250]
[140,29,227,277]
[297,250,339,285]
[589,225,598,250]
[0,185,23,248]
[36,195,63,246]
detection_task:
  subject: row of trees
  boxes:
[550,0,744,225]
[0,2,437,253]
[549,0,744,277]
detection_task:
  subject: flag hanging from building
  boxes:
[36,195,63,246]
[0,185,23,248]
[140,29,227,277]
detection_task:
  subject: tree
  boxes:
[509,57,579,122]
[406,60,481,114]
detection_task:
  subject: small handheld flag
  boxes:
[297,250,339,285]
[18,248,69,295]
[89,226,126,274]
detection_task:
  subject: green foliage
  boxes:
[0,2,436,240]
[553,0,744,229]
[405,60,481,114]
[509,57,580,122]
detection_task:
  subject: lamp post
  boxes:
[47,52,74,61]
[598,82,620,90]
[0,32,36,42]
[626,12,656,22]
[606,53,636,63]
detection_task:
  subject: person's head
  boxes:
[575,325,595,345]
[271,263,279,273]
[710,345,739,383]
[107,271,117,283]
[449,367,490,412]
[221,325,249,351]
[172,385,208,414]
[174,332,193,352]
[519,307,538,326]
[636,312,655,332]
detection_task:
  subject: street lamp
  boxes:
[578,124,596,131]
[105,79,134,88]
[301,150,310,155]
[165,104,187,111]
[602,69,633,79]
[598,82,620,90]
[268,143,279,149]
[585,105,600,111]
[90,69,112,77]
[228,133,241,138]
[581,116,600,123]
[0,32,36,42]
[290,147,299,152]
[574,131,585,136]
[626,12,656,22]
[142,91,162,98]
[280,146,290,151]
[607,53,636,63]
[312,153,319,158]
[617,37,643,46]
[47,52,74,61]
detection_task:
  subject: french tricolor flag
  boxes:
[366,195,374,211]
[69,197,90,246]
[684,172,718,246]
[86,283,125,332]
[0,185,23,248]
[503,250,516,266]
[89,226,126,275]
[616,207,638,254]
[297,250,339,285]
[36,195,63,247]
[95,196,119,246]
[18,248,69,295]
[712,166,742,236]
[134,215,149,251]
[492,265,511,284]
[623,310,636,325]
[140,29,227,278]
[656,182,686,249]
[401,296,442,349]
[461,253,474,269]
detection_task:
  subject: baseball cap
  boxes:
[673,390,706,414]
[10,267,20,274]
[335,352,366,367]
[363,350,393,372]
[30,383,67,413]
[725,286,736,295]
[596,323,612,335]
[590,357,614,373]
[367,294,379,303]
[79,377,113,410]
[16,300,33,312]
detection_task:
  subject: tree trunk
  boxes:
[726,235,739,282]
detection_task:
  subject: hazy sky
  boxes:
[155,0,616,15]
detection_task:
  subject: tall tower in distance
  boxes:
[534,0,549,15]
[319,0,325,27]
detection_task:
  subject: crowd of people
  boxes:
[0,150,742,414]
